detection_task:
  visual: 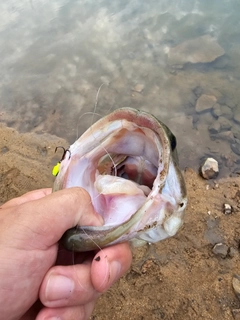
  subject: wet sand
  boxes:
[0,124,240,319]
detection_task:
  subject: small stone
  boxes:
[232,275,240,299]
[231,141,240,156]
[218,96,236,109]
[1,146,9,154]
[216,131,235,143]
[218,116,232,131]
[232,309,240,320]
[233,130,240,140]
[200,158,219,179]
[220,105,233,120]
[208,121,221,134]
[193,86,203,97]
[233,111,240,124]
[195,94,217,113]
[223,203,232,215]
[229,247,238,258]
[212,243,229,258]
[132,83,145,93]
[212,103,222,118]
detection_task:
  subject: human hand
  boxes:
[0,188,132,320]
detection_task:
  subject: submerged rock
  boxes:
[208,122,221,134]
[211,103,222,118]
[218,116,232,131]
[195,94,217,113]
[216,131,235,143]
[131,83,145,93]
[200,158,219,179]
[212,104,233,120]
[231,140,240,156]
[218,96,236,109]
[168,35,225,67]
[233,110,240,124]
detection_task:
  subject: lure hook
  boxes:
[52,146,71,176]
[55,146,71,161]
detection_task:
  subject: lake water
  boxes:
[1,0,240,177]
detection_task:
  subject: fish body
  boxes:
[53,108,187,251]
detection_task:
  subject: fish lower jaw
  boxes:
[133,215,183,245]
[163,216,183,236]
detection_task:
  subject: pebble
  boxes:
[232,309,240,320]
[231,140,240,156]
[220,105,233,120]
[232,275,240,299]
[233,130,240,140]
[208,121,220,134]
[223,203,232,215]
[215,131,235,143]
[212,243,229,258]
[1,146,9,154]
[131,83,145,93]
[193,86,203,97]
[218,96,236,109]
[200,158,219,179]
[233,111,240,124]
[212,103,222,118]
[212,104,233,120]
[229,247,238,258]
[195,94,217,113]
[218,116,232,130]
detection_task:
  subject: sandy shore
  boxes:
[1,124,240,319]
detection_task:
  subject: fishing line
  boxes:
[71,83,117,261]
[89,82,118,176]
[91,82,107,126]
[80,227,104,252]
[76,111,102,139]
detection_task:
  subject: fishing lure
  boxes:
[52,146,71,176]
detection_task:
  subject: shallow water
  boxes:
[0,0,240,176]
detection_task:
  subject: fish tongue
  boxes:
[94,175,149,226]
[95,174,151,195]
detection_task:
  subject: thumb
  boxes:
[2,187,103,250]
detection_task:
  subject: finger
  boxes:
[91,242,132,292]
[39,244,132,308]
[36,301,96,320]
[0,188,52,209]
[2,188,104,250]
[39,263,100,308]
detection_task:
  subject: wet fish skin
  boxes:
[53,108,187,252]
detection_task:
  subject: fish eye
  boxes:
[179,202,185,208]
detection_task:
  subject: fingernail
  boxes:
[110,261,121,284]
[44,317,61,320]
[46,274,74,301]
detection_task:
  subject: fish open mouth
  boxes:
[54,108,187,251]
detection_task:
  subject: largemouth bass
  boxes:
[53,108,187,252]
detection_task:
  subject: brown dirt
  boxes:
[1,124,240,320]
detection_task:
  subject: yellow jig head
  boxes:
[52,146,71,176]
[52,162,61,176]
